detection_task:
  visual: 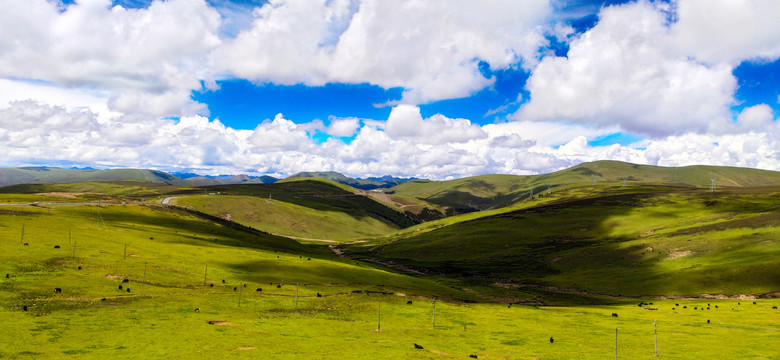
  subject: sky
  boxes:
[0,0,778,179]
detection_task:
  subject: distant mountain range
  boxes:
[0,167,414,189]
[289,171,416,190]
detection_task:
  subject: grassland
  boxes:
[348,184,780,299]
[1,202,777,358]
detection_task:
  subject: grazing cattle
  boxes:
[715,305,718,308]
[54,288,61,293]
[694,307,697,310]
[23,305,28,311]
[649,303,653,305]
[612,313,618,317]
[23,243,28,246]
[149,237,153,240]
[233,287,237,291]
[753,302,757,305]
[707,303,710,306]
[772,306,777,309]
[307,258,311,260]
[256,288,262,292]
[707,319,710,324]
[209,284,214,287]
[126,288,130,292]
[550,337,554,343]
[54,245,60,249]
[683,306,687,309]
[414,344,424,350]
[707,307,710,310]
[101,298,106,301]
[675,303,679,306]
[317,293,322,297]
[122,279,129,283]
[277,284,282,289]
[222,280,225,283]
[738,302,740,305]
[195,308,200,312]
[243,284,246,287]
[5,273,8,278]
[469,355,478,359]
[407,300,413,305]
[672,308,675,310]
[77,266,82,270]
[119,285,123,290]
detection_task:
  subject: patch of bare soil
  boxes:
[36,192,85,198]
[207,320,230,325]
[668,250,692,259]
[236,347,256,351]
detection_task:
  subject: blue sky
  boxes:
[0,0,777,178]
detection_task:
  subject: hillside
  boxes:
[291,171,413,190]
[0,167,184,187]
[347,184,780,298]
[380,161,780,216]
[172,179,419,241]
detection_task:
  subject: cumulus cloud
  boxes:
[671,0,780,65]
[0,0,221,116]
[327,117,361,137]
[219,0,551,104]
[517,1,736,137]
[385,105,486,145]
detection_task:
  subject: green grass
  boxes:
[0,186,778,358]
[174,195,400,241]
[349,185,780,298]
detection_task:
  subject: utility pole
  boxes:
[432,299,436,328]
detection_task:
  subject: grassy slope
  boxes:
[349,184,780,298]
[383,161,780,215]
[175,179,418,241]
[1,199,778,359]
[0,167,184,187]
[174,195,400,241]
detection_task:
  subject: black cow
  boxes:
[77,266,82,270]
[414,344,424,349]
[243,284,246,287]
[256,288,262,292]
[122,279,129,283]
[469,355,478,359]
[612,313,618,317]
[772,306,777,309]
[707,319,710,324]
[126,288,130,292]
[277,284,281,289]
[407,300,413,305]
[715,305,718,308]
[222,280,225,283]
[683,306,687,309]
[5,273,8,278]
[550,337,554,343]
[54,288,62,293]
[195,308,200,312]
[119,285,123,290]
[23,305,28,311]
[209,284,214,287]
[753,302,757,305]
[675,303,679,306]
[233,287,237,291]
[317,293,322,297]
[54,245,60,249]
[23,243,28,246]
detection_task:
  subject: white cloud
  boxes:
[517,1,736,137]
[671,0,780,65]
[0,0,221,116]
[327,117,360,137]
[385,105,486,145]
[219,0,551,104]
[737,104,775,131]
[1,100,777,178]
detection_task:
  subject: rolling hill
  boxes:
[346,183,780,298]
[0,167,184,187]
[379,160,780,216]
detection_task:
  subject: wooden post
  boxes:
[654,320,658,357]
[68,229,71,245]
[203,264,207,286]
[143,262,147,284]
[124,243,127,260]
[615,327,618,360]
[72,241,76,259]
[432,299,436,328]
[377,297,381,331]
[295,283,299,307]
[238,282,242,307]
[20,224,24,244]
